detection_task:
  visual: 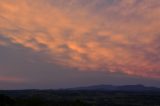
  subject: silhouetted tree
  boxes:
[0,94,15,106]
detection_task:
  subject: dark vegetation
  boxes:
[0,90,160,106]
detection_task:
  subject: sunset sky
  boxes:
[0,0,160,89]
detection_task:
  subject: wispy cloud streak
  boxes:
[0,76,25,83]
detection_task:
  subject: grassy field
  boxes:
[0,90,160,106]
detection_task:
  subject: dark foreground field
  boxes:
[0,90,160,106]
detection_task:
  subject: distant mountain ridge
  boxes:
[68,84,160,92]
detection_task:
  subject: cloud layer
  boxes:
[0,0,160,78]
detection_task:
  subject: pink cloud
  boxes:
[0,76,25,83]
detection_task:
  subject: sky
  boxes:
[0,0,160,89]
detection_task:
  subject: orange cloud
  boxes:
[0,0,160,78]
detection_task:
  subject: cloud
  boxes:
[0,76,25,83]
[0,0,160,78]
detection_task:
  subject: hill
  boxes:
[68,84,160,92]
